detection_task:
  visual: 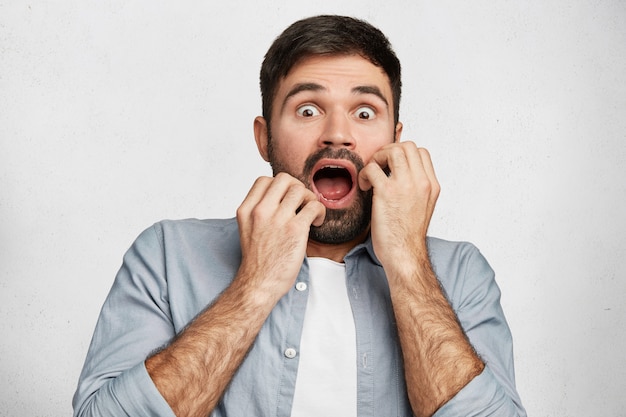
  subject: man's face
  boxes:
[255,54,402,244]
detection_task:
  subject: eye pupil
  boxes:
[359,111,370,119]
[303,109,313,117]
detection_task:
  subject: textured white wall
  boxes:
[1,1,625,416]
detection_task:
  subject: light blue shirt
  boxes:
[73,218,526,416]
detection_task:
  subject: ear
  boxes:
[394,122,403,143]
[254,116,270,162]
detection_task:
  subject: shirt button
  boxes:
[295,282,307,291]
[284,348,297,359]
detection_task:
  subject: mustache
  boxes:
[302,148,366,179]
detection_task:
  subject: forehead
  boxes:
[274,54,393,103]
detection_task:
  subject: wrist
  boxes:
[381,242,431,287]
[232,265,292,312]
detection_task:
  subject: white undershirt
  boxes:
[290,257,357,417]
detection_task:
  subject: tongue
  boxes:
[315,177,351,200]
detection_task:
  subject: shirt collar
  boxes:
[344,234,382,266]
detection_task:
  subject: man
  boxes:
[73,15,525,417]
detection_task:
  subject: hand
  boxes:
[358,142,440,277]
[236,173,326,299]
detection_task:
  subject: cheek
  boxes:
[355,124,395,149]
[272,128,319,162]
[359,141,390,164]
[269,141,309,172]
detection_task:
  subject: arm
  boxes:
[432,242,525,416]
[359,142,521,416]
[145,174,325,417]
[73,223,181,417]
[144,267,279,416]
[387,246,485,417]
[74,174,324,417]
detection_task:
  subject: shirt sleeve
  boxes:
[72,224,177,417]
[433,243,526,417]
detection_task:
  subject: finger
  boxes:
[277,181,319,217]
[392,143,439,197]
[237,174,304,225]
[368,143,411,178]
[261,172,306,206]
[297,199,326,227]
[358,142,412,191]
[416,148,441,200]
[237,176,273,219]
[358,161,387,191]
[417,148,438,183]
[400,141,422,170]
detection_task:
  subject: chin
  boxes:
[308,201,371,245]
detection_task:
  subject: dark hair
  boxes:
[260,15,402,128]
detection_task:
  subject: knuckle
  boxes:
[418,147,431,158]
[250,203,268,222]
[416,177,432,194]
[284,220,301,235]
[432,182,441,197]
[284,183,304,202]
[288,182,303,193]
[274,172,293,183]
[254,176,272,187]
[388,145,405,157]
[303,199,325,215]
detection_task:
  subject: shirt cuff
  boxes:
[433,366,518,416]
[113,362,176,417]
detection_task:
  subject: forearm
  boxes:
[145,271,279,417]
[145,174,323,416]
[388,251,484,417]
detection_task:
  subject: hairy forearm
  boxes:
[388,252,484,417]
[145,272,278,417]
[145,173,322,416]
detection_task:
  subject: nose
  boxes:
[319,111,355,149]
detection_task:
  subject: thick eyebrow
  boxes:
[280,82,389,113]
[281,83,326,112]
[352,85,389,107]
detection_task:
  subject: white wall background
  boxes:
[1,1,624,416]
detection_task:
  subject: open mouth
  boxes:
[311,160,357,206]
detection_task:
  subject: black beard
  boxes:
[268,143,372,245]
[307,198,372,244]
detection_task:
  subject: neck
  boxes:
[306,229,369,263]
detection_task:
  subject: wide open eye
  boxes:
[297,105,321,118]
[355,106,376,120]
